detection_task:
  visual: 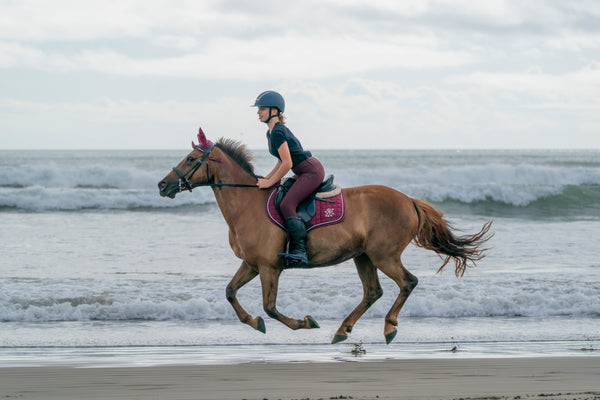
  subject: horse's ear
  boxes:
[198,127,207,145]
[199,127,212,148]
[192,126,212,151]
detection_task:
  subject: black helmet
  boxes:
[252,90,285,113]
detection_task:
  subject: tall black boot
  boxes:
[278,217,309,267]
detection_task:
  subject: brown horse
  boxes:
[158,131,492,344]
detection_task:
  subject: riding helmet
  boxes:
[252,90,285,113]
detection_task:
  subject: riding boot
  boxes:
[278,217,309,267]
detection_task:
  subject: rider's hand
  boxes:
[257,178,273,189]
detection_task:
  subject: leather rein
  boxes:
[172,142,258,192]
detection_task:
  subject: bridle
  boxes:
[171,142,257,192]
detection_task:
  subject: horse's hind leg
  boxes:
[259,265,320,330]
[332,254,383,344]
[226,261,265,333]
[377,260,418,344]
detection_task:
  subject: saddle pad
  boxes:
[266,189,345,231]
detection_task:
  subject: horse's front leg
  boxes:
[259,266,319,330]
[226,261,265,333]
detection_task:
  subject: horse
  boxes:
[158,129,493,344]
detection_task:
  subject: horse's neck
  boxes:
[211,162,264,231]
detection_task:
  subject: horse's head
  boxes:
[158,127,219,198]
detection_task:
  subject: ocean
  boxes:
[1,148,599,367]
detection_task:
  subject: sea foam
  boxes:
[2,273,598,323]
[1,162,599,211]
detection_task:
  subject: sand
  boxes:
[1,357,599,400]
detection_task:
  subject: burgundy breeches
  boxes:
[280,157,325,219]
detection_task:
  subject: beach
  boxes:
[1,357,599,400]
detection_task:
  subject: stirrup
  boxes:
[278,251,308,268]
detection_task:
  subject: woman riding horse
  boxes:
[158,128,492,344]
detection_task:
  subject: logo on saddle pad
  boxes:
[266,175,345,231]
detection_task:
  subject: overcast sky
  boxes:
[1,0,599,150]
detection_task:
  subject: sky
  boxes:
[1,0,599,150]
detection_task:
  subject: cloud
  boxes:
[1,33,476,80]
[1,1,598,81]
[0,0,216,42]
[544,33,600,51]
[1,0,599,149]
[2,70,598,150]
[446,62,600,108]
[3,1,599,44]
[0,96,258,149]
[0,41,43,67]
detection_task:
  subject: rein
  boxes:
[172,142,257,192]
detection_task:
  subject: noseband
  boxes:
[172,143,257,192]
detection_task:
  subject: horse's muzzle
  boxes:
[158,180,179,199]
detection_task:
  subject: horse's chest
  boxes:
[228,230,244,259]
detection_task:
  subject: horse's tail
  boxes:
[411,198,493,277]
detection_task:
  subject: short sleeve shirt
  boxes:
[267,122,312,167]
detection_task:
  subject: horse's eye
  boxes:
[187,156,196,163]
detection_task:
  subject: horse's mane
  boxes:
[215,137,256,177]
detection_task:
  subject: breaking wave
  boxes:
[1,161,598,217]
[2,273,598,323]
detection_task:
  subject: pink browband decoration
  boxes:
[192,127,222,162]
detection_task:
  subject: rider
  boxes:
[253,90,325,267]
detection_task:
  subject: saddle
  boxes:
[273,175,341,228]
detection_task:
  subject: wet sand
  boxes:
[1,356,599,400]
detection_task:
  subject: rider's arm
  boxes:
[257,142,292,188]
[264,159,282,180]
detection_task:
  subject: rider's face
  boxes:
[257,106,274,122]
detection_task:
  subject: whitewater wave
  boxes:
[0,186,214,211]
[0,163,157,190]
[1,162,599,214]
[2,274,598,323]
[338,163,600,205]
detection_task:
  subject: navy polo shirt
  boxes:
[267,122,312,168]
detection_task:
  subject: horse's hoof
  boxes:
[256,316,266,334]
[385,329,397,345]
[331,334,348,344]
[305,315,320,329]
